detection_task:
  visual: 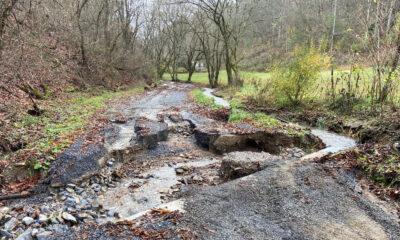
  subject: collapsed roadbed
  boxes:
[1,82,399,240]
[44,82,322,189]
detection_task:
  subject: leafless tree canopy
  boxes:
[1,0,400,94]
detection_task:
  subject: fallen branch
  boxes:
[15,73,44,116]
[0,192,31,201]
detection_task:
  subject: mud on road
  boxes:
[2,81,400,240]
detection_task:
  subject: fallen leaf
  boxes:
[82,232,88,240]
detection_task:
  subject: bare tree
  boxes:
[163,3,187,81]
[186,0,255,87]
[0,0,18,57]
[193,12,223,88]
[76,0,90,66]
[330,0,337,52]
[116,0,143,51]
[386,0,397,35]
[183,32,202,82]
[142,2,171,79]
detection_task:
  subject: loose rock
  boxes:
[15,228,32,240]
[4,217,18,231]
[36,231,52,240]
[61,212,77,224]
[38,214,48,224]
[40,206,51,214]
[22,217,34,226]
[175,168,185,175]
[31,228,39,237]
[0,230,13,239]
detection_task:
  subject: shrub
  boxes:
[178,67,187,74]
[271,45,330,105]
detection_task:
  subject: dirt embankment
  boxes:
[251,106,400,145]
[0,29,155,189]
[0,22,154,172]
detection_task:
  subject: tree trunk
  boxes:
[380,32,400,102]
[330,0,338,52]
[331,67,335,104]
[225,60,234,86]
[224,39,234,86]
[386,0,397,35]
[233,69,243,87]
[187,63,195,82]
[103,0,110,60]
[77,0,89,66]
[366,0,372,39]
[188,71,193,82]
[0,0,18,57]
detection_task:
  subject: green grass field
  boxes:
[163,68,375,87]
[163,70,271,86]
[164,67,399,107]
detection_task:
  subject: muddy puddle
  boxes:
[97,153,219,221]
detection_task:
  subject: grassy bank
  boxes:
[1,87,144,175]
[190,89,310,137]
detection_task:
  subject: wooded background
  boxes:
[0,0,399,105]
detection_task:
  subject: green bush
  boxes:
[270,45,330,105]
[178,67,187,74]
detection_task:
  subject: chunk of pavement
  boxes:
[22,216,34,226]
[47,138,109,187]
[36,231,52,240]
[220,151,282,180]
[62,212,77,224]
[187,112,323,154]
[134,119,168,149]
[15,228,32,240]
[4,217,18,231]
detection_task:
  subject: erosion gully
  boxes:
[101,84,356,222]
[2,81,399,240]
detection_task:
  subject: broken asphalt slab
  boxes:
[182,112,322,154]
[47,119,169,187]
